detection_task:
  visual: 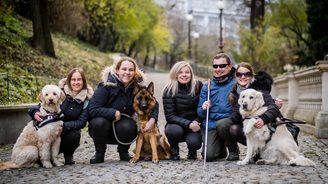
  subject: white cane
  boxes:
[204,79,211,168]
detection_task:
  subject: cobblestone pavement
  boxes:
[1,72,328,184]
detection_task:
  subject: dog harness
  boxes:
[33,111,64,131]
[244,116,276,144]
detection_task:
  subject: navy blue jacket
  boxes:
[88,66,159,122]
[28,78,94,134]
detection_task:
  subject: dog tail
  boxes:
[290,156,316,167]
[0,161,20,170]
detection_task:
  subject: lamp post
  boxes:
[186,13,193,60]
[193,32,199,65]
[217,0,225,53]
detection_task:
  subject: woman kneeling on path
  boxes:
[163,61,203,160]
[28,68,94,165]
[88,57,159,164]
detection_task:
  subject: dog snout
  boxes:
[139,100,148,111]
[242,103,248,110]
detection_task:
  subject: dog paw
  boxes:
[256,160,265,165]
[152,159,159,164]
[237,161,247,166]
[53,160,64,167]
[42,161,53,168]
[129,158,138,163]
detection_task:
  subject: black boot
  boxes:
[187,150,197,159]
[119,152,132,161]
[90,137,107,164]
[227,144,240,161]
[170,147,180,160]
[118,144,132,161]
[64,154,75,165]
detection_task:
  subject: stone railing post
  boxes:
[284,72,299,118]
[315,61,328,138]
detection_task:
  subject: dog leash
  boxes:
[112,113,140,145]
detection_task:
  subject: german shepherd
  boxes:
[129,82,171,163]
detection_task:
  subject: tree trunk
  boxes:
[30,0,56,58]
[99,20,109,52]
[143,45,150,66]
[250,0,264,30]
[152,49,156,68]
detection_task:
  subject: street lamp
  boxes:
[217,0,225,53]
[193,32,199,66]
[186,13,193,60]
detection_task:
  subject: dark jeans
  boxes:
[59,130,81,155]
[165,124,202,151]
[88,116,137,153]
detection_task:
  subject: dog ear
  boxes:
[38,93,46,106]
[255,91,265,108]
[238,92,244,105]
[133,85,140,95]
[59,91,66,105]
[147,82,154,95]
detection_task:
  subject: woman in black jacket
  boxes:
[217,62,280,161]
[28,68,94,165]
[163,61,203,160]
[88,57,159,164]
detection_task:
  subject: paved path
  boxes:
[1,72,328,183]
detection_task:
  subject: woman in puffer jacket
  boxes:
[28,68,94,165]
[216,62,280,161]
[163,61,203,160]
[88,57,159,164]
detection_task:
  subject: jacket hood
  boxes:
[101,65,147,87]
[250,71,273,92]
[58,78,94,101]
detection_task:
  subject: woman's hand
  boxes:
[275,98,283,109]
[143,118,155,132]
[34,111,44,122]
[189,121,201,132]
[254,118,264,129]
[202,100,211,111]
[115,110,121,122]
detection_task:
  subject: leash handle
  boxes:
[112,113,140,145]
[204,79,211,168]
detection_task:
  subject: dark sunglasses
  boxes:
[213,64,228,69]
[236,72,252,78]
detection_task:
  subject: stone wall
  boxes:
[0,104,37,144]
[272,61,328,138]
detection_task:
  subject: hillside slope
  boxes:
[0,13,113,105]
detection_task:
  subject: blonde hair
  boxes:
[115,57,143,85]
[163,61,196,97]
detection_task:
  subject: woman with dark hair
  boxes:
[216,62,281,161]
[88,57,159,164]
[28,68,94,165]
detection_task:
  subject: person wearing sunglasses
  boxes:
[216,62,282,161]
[197,53,237,162]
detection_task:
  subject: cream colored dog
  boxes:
[0,85,66,170]
[237,89,315,166]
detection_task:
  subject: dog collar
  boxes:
[33,112,64,131]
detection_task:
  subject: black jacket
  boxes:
[163,80,203,129]
[28,78,94,134]
[88,66,159,122]
[230,71,280,125]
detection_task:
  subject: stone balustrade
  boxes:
[271,61,328,138]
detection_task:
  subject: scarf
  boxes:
[236,77,255,94]
[213,67,236,84]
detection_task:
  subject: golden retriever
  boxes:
[237,89,315,166]
[0,85,66,170]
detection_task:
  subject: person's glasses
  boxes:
[236,72,252,78]
[213,64,228,69]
